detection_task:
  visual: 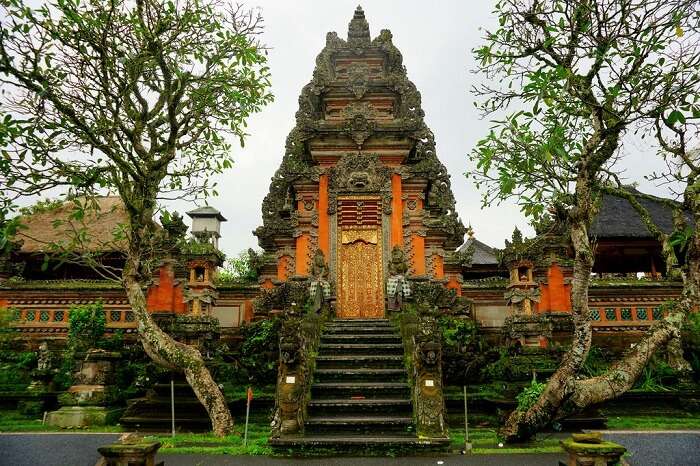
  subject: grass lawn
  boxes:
[149,421,272,456]
[0,409,124,432]
[450,428,563,454]
[606,413,700,430]
[3,408,700,456]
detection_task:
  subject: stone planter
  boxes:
[560,432,626,466]
[98,438,161,466]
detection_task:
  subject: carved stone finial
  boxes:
[348,5,370,46]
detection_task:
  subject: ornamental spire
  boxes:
[347,5,370,46]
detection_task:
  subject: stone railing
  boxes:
[270,280,328,437]
[394,309,449,440]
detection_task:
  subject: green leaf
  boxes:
[668,110,686,125]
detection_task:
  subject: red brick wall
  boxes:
[146,264,186,313]
[538,263,572,313]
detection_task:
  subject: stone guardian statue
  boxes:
[386,246,411,311]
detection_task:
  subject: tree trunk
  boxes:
[501,182,700,442]
[123,260,234,437]
[499,217,594,442]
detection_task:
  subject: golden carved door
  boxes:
[337,198,385,318]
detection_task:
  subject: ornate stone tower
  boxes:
[255,6,465,318]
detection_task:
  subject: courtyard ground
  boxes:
[0,430,699,465]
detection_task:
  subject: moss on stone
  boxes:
[1,279,122,290]
[560,437,626,456]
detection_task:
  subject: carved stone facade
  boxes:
[412,316,448,438]
[254,6,465,318]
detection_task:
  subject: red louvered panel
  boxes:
[338,199,381,226]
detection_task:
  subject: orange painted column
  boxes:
[391,174,403,247]
[295,234,309,276]
[146,264,186,313]
[318,174,329,257]
[412,234,425,275]
[538,263,571,313]
[433,255,444,279]
[277,256,289,281]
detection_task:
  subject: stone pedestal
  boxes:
[503,314,553,348]
[560,433,626,466]
[47,349,121,428]
[98,439,161,466]
[46,405,123,427]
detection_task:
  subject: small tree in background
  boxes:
[218,248,262,283]
[67,302,106,352]
[470,0,700,441]
[0,0,272,436]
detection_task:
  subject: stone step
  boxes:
[330,319,391,325]
[321,334,402,344]
[315,368,406,383]
[315,354,404,369]
[150,383,196,397]
[311,382,410,399]
[308,398,411,416]
[318,343,404,356]
[324,326,396,335]
[304,415,414,434]
[269,434,450,450]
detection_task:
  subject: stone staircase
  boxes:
[120,378,211,431]
[270,318,449,450]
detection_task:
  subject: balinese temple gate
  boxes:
[254,7,466,318]
[256,7,465,447]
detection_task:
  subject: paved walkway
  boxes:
[1,431,699,466]
[604,431,700,466]
[156,453,564,465]
[0,433,120,466]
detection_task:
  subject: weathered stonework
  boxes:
[412,315,448,439]
[254,5,465,300]
[47,349,122,428]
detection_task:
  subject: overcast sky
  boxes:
[168,1,671,258]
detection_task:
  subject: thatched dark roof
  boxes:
[15,196,128,254]
[590,188,685,240]
[459,238,499,265]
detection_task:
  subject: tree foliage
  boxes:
[217,248,261,284]
[0,0,273,436]
[470,0,700,220]
[470,0,700,442]
[67,302,106,351]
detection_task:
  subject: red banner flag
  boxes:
[247,387,253,403]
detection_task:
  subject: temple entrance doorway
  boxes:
[336,197,385,318]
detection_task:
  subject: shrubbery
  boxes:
[516,380,546,412]
[0,308,35,389]
[67,302,106,350]
[238,318,281,384]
